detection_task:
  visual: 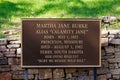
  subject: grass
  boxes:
[0,0,120,38]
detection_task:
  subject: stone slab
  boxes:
[0,46,6,52]
[0,57,8,65]
[0,52,4,57]
[108,58,120,63]
[28,69,39,74]
[39,69,52,79]
[53,69,64,78]
[0,72,12,80]
[101,38,108,46]
[97,75,107,80]
[8,58,19,65]
[105,46,115,53]
[0,39,7,45]
[0,65,11,72]
[7,44,20,48]
[109,39,120,45]
[12,74,34,79]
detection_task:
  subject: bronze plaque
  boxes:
[21,18,101,68]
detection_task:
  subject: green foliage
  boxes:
[0,0,120,38]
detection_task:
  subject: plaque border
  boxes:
[21,18,101,68]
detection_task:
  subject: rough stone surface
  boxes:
[0,46,6,52]
[0,52,4,57]
[8,58,19,65]
[105,46,115,53]
[101,60,109,67]
[97,68,109,74]
[101,38,108,46]
[89,70,94,76]
[110,69,120,74]
[0,39,7,45]
[11,65,23,71]
[12,74,34,79]
[66,74,72,79]
[101,49,106,56]
[7,44,20,48]
[12,70,24,75]
[106,73,112,79]
[0,72,12,80]
[9,40,21,44]
[0,57,8,65]
[28,69,39,74]
[39,69,52,79]
[53,69,64,78]
[97,75,107,80]
[112,74,120,79]
[78,76,89,80]
[109,39,120,44]
[0,29,120,79]
[108,30,120,34]
[17,48,21,55]
[0,65,11,72]
[3,48,16,58]
[108,58,120,63]
[65,68,76,74]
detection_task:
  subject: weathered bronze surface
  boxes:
[21,18,101,68]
